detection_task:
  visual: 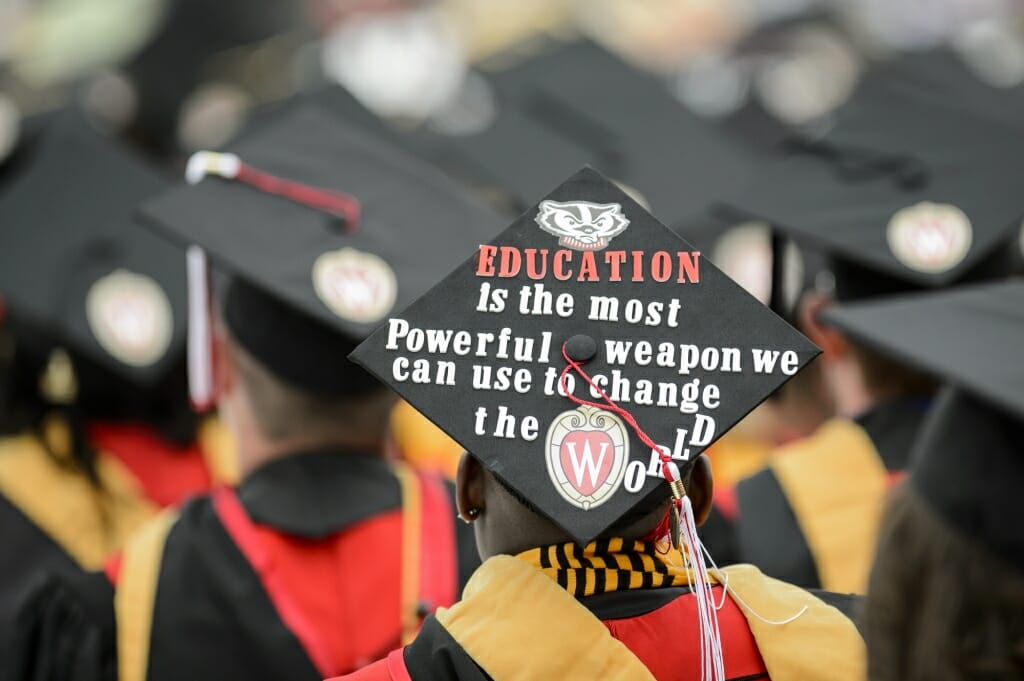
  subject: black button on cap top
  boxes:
[565,334,597,363]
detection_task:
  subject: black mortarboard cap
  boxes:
[0,109,183,388]
[729,56,1024,297]
[827,49,1024,147]
[417,105,596,213]
[487,41,759,227]
[140,105,503,401]
[822,281,1024,569]
[673,207,823,321]
[242,85,534,213]
[351,168,819,545]
[124,0,301,156]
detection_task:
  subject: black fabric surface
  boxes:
[856,398,931,472]
[6,569,116,681]
[222,277,381,398]
[579,585,693,620]
[700,503,740,567]
[235,449,402,538]
[734,399,930,589]
[822,281,1024,419]
[727,52,1024,291]
[147,493,320,681]
[806,589,864,637]
[913,388,1024,571]
[0,493,90,668]
[489,41,763,225]
[404,616,492,681]
[0,108,183,388]
[735,466,822,589]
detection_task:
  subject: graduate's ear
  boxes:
[688,455,714,526]
[456,452,486,522]
[799,292,848,361]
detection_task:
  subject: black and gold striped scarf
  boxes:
[517,538,703,598]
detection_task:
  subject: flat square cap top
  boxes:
[141,105,504,342]
[822,280,1024,419]
[352,167,819,545]
[0,109,181,386]
[731,51,1024,290]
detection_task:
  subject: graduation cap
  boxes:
[827,49,1024,148]
[351,167,819,546]
[242,85,543,214]
[486,41,759,227]
[0,108,183,391]
[821,281,1024,569]
[345,41,756,220]
[673,207,821,322]
[123,0,302,155]
[727,70,1024,298]
[139,104,504,408]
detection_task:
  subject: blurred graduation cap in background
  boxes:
[245,41,762,228]
[480,41,761,228]
[726,50,1024,302]
[240,84,566,215]
[245,41,801,315]
[117,0,306,157]
[139,104,504,409]
[822,281,1024,570]
[828,48,1024,143]
[0,108,184,397]
[483,40,822,319]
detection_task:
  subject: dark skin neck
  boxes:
[456,452,715,561]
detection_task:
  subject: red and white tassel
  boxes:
[558,344,727,681]
[662,462,724,681]
[185,150,361,226]
[678,492,725,681]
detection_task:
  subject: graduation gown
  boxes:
[0,419,229,658]
[734,400,929,592]
[12,450,478,681]
[333,553,865,681]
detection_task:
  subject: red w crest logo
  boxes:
[546,406,629,510]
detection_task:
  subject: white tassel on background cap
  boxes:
[186,245,214,411]
[185,151,241,185]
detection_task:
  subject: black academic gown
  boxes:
[734,399,929,589]
[0,495,85,650]
[11,451,479,681]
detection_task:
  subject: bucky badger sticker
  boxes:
[546,405,629,510]
[535,200,630,251]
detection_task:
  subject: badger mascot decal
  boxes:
[535,200,630,252]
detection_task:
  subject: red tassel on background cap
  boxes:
[185,151,361,228]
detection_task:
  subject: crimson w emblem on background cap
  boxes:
[545,406,629,510]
